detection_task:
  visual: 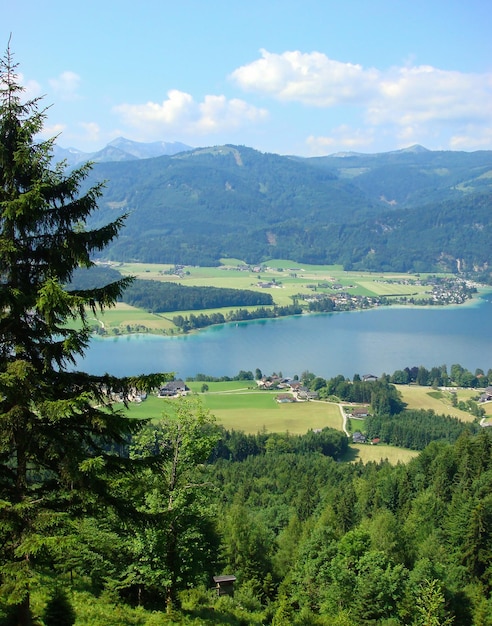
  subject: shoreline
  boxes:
[92,287,492,340]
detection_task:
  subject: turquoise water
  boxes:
[76,293,492,380]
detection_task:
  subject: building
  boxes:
[213,575,236,597]
[158,380,190,397]
[352,432,367,444]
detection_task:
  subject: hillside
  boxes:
[82,144,492,276]
[308,145,492,207]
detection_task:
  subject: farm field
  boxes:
[124,387,343,434]
[119,380,488,464]
[115,260,436,301]
[396,384,488,422]
[200,396,343,434]
[86,302,176,334]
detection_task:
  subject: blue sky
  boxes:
[3,0,492,156]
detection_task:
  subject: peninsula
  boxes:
[75,260,485,336]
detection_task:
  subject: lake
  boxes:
[76,292,492,380]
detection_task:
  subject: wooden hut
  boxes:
[213,575,236,597]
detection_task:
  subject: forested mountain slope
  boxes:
[82,145,492,275]
[308,145,492,207]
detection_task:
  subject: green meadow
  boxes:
[199,394,343,434]
[124,386,343,434]
[396,384,487,422]
[86,302,176,333]
[119,380,492,464]
[342,444,418,464]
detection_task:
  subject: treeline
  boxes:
[303,365,491,407]
[307,297,336,312]
[303,372,406,415]
[365,408,480,450]
[67,264,125,289]
[173,303,303,331]
[390,362,492,387]
[120,279,274,313]
[212,426,349,462]
[189,370,257,382]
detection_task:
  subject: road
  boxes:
[338,404,350,437]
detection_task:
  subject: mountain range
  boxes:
[54,137,193,167]
[76,141,492,279]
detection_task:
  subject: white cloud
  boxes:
[38,123,66,141]
[449,125,492,150]
[231,49,380,106]
[78,121,101,144]
[49,71,81,101]
[39,121,103,151]
[231,50,492,152]
[18,73,42,99]
[306,126,376,155]
[113,89,268,139]
[369,65,491,126]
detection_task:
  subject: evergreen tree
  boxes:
[41,588,76,626]
[0,44,166,624]
[414,578,454,626]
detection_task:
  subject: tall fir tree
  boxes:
[0,44,167,624]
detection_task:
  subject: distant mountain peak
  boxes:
[106,137,192,156]
[329,151,365,158]
[53,137,193,167]
[329,145,430,158]
[393,144,430,154]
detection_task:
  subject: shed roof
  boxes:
[213,575,237,584]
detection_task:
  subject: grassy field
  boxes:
[86,302,176,333]
[116,261,434,297]
[120,380,491,465]
[341,444,419,464]
[396,384,487,422]
[124,387,343,434]
[199,396,343,434]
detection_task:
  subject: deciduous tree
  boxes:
[127,397,220,611]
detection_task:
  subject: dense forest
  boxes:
[4,395,492,625]
[119,279,274,313]
[208,426,492,625]
[364,409,480,449]
[80,145,492,279]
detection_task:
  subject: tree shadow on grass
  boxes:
[340,445,362,462]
